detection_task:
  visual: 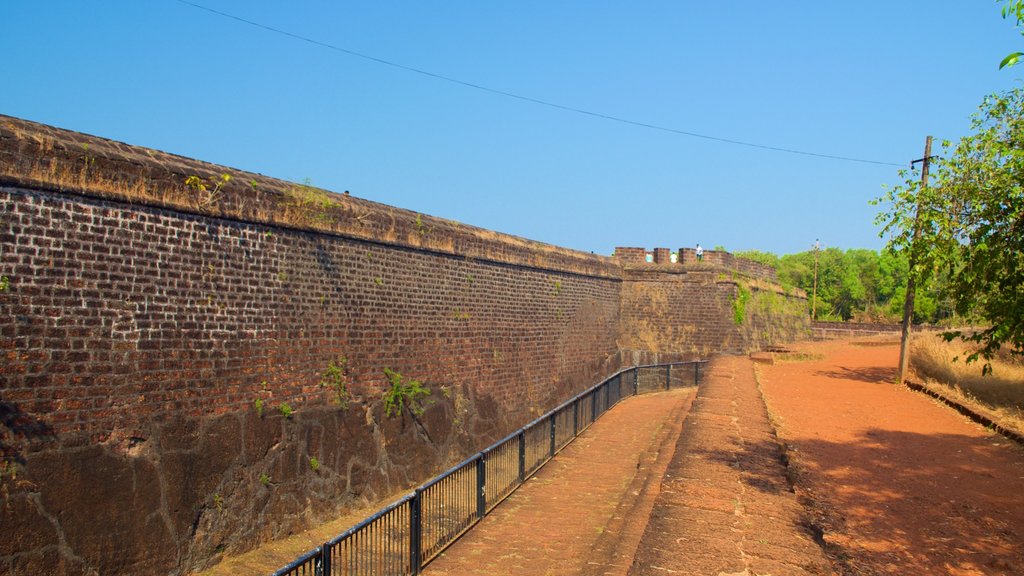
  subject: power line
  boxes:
[172,0,903,168]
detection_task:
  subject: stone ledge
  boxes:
[0,114,620,280]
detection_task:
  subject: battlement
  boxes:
[612,246,778,283]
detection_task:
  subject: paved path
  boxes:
[424,356,832,576]
[629,355,832,576]
[423,387,696,576]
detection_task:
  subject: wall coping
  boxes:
[0,115,620,280]
[622,266,807,299]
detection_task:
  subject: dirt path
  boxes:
[758,340,1024,575]
[422,388,696,576]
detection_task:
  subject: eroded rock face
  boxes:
[1,385,515,576]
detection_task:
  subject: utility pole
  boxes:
[897,136,933,384]
[811,239,821,321]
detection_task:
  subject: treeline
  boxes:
[735,248,950,324]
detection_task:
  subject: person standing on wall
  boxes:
[695,243,704,262]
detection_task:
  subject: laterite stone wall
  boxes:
[0,115,805,576]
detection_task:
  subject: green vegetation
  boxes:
[999,0,1024,68]
[320,356,350,407]
[732,284,751,325]
[735,248,930,323]
[259,473,271,487]
[414,213,432,236]
[184,173,232,207]
[382,368,431,417]
[212,493,224,511]
[278,402,294,419]
[309,457,320,472]
[284,179,335,224]
[877,86,1024,371]
[0,459,17,482]
[254,397,265,417]
[0,275,9,292]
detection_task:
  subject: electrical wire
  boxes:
[172,0,904,167]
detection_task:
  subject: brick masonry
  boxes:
[0,115,807,575]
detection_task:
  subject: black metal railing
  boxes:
[273,361,706,576]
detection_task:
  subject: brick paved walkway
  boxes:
[423,387,696,576]
[423,356,832,576]
[629,355,831,576]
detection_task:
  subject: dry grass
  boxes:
[910,331,1024,434]
[775,352,825,363]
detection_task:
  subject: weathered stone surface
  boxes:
[28,446,176,575]
[0,114,809,575]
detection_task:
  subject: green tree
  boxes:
[999,0,1024,68]
[876,87,1024,370]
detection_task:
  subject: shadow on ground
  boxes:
[792,428,1023,575]
[813,365,897,384]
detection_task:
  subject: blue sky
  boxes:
[3,1,1021,255]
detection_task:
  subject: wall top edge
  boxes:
[0,114,620,279]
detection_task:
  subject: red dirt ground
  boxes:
[758,339,1024,575]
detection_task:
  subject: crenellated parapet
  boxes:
[613,246,779,283]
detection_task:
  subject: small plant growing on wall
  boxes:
[0,275,10,292]
[259,473,271,487]
[309,457,320,472]
[382,368,431,417]
[279,402,295,419]
[254,397,265,417]
[414,213,432,237]
[553,280,562,296]
[320,356,350,408]
[732,284,751,325]
[0,458,18,501]
[185,173,232,207]
[212,493,224,511]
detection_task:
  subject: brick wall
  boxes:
[618,267,808,356]
[0,115,807,575]
[0,187,621,441]
[812,321,904,340]
[0,185,623,574]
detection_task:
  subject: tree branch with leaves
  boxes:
[999,0,1024,68]
[876,88,1024,372]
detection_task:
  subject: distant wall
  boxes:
[618,266,808,357]
[613,246,778,282]
[0,115,806,576]
[812,321,903,340]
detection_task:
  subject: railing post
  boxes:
[573,399,579,436]
[665,364,671,390]
[476,455,486,520]
[318,542,331,576]
[604,381,610,411]
[633,367,639,396]
[518,430,526,482]
[694,361,699,386]
[591,389,597,423]
[410,490,422,575]
[549,413,556,457]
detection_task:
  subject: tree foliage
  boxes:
[999,0,1024,68]
[734,247,938,323]
[876,87,1024,369]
